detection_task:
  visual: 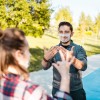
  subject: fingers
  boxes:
[69,56,75,65]
[44,46,74,62]
[59,46,66,52]
[71,46,74,54]
[43,46,48,54]
[50,46,59,51]
[59,46,67,60]
[50,47,59,56]
[44,46,60,60]
[66,51,69,62]
[64,50,71,62]
[59,50,65,61]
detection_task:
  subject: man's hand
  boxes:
[52,50,75,75]
[43,46,59,61]
[59,46,75,63]
[59,46,84,69]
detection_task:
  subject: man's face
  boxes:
[58,25,73,43]
[58,25,72,35]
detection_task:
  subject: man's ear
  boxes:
[71,32,74,37]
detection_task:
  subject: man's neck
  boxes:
[61,41,71,46]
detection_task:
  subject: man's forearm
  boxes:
[41,59,52,70]
[73,58,84,70]
[41,60,48,68]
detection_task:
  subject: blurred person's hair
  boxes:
[0,28,29,80]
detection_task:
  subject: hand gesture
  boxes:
[43,46,59,61]
[52,50,75,77]
[60,46,75,62]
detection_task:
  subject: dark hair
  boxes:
[0,28,29,80]
[58,21,73,32]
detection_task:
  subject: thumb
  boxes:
[43,46,48,54]
[69,56,75,65]
[71,46,74,54]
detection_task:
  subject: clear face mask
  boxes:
[58,33,71,43]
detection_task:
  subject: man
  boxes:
[42,21,87,100]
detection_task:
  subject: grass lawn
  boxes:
[26,33,59,72]
[26,33,100,72]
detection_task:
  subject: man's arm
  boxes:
[41,58,52,70]
[59,46,87,71]
[73,46,87,71]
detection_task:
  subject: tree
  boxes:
[31,0,51,36]
[0,0,6,29]
[0,0,51,37]
[93,13,100,38]
[55,7,73,24]
[85,15,93,31]
[77,12,86,37]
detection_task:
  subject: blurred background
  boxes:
[0,0,100,72]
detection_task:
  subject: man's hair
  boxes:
[58,21,73,32]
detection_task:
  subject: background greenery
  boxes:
[0,0,51,37]
[0,0,100,72]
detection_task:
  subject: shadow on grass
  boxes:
[86,50,100,56]
[28,47,44,72]
[28,43,100,72]
[85,44,100,56]
[45,34,58,39]
[85,43,100,49]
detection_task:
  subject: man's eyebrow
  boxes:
[65,30,70,32]
[59,30,63,32]
[59,30,70,33]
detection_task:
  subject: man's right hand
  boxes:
[43,46,59,62]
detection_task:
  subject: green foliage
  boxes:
[55,7,73,24]
[0,0,51,37]
[77,12,100,39]
[77,12,94,37]
[77,12,86,37]
[28,47,44,72]
[84,31,92,36]
[85,15,93,31]
[32,0,51,30]
[93,13,100,35]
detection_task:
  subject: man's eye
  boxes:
[65,31,69,33]
[59,31,63,33]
